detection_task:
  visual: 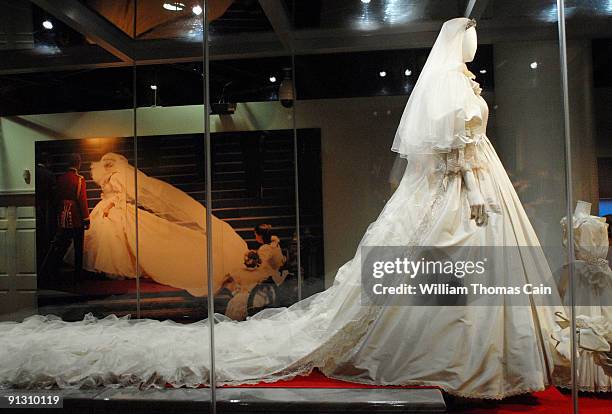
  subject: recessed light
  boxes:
[530,61,538,69]
[163,2,185,12]
[192,5,203,16]
[269,76,277,83]
[379,71,387,77]
[150,85,158,90]
[361,0,371,3]
[42,20,53,30]
[479,69,487,74]
[404,69,412,76]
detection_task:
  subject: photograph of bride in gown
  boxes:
[33,130,324,321]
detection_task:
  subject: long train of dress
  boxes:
[0,135,562,398]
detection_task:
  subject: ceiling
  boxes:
[1,0,611,116]
[0,0,610,74]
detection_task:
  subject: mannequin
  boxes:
[389,24,477,192]
[462,26,477,63]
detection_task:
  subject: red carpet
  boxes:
[454,387,612,413]
[222,370,612,413]
[229,370,433,389]
[73,278,182,295]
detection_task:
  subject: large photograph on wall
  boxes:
[35,129,324,322]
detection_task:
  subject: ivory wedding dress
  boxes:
[554,203,612,391]
[0,18,564,398]
[84,153,248,296]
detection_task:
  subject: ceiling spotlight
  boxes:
[530,61,538,69]
[379,71,387,78]
[361,0,371,3]
[163,2,185,11]
[479,69,487,74]
[192,5,203,15]
[150,85,158,90]
[404,69,412,76]
[269,76,277,83]
[42,20,53,30]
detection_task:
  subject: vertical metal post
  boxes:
[132,0,140,319]
[203,1,217,412]
[556,1,578,413]
[290,1,302,301]
[291,54,302,301]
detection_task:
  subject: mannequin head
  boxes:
[462,26,477,63]
[574,200,592,218]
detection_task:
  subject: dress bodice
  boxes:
[562,215,610,262]
[444,68,491,173]
[100,173,126,206]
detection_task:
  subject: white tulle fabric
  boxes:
[392,18,483,156]
[0,17,565,398]
[555,215,612,391]
[86,153,248,296]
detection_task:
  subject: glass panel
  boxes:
[0,0,137,323]
[132,60,208,322]
[0,1,586,413]
[207,58,297,311]
[563,0,612,409]
[131,0,213,409]
[295,0,573,411]
[197,0,574,411]
[206,1,299,409]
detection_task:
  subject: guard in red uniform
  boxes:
[41,154,89,286]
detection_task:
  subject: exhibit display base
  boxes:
[3,370,612,413]
[0,387,446,413]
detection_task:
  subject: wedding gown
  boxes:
[0,18,564,398]
[83,153,248,296]
[554,212,612,391]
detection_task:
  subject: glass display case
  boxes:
[0,1,610,413]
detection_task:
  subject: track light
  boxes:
[163,2,185,12]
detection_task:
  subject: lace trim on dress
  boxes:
[441,138,502,216]
[443,143,485,175]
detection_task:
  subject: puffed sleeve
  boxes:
[393,66,486,157]
[428,70,484,151]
